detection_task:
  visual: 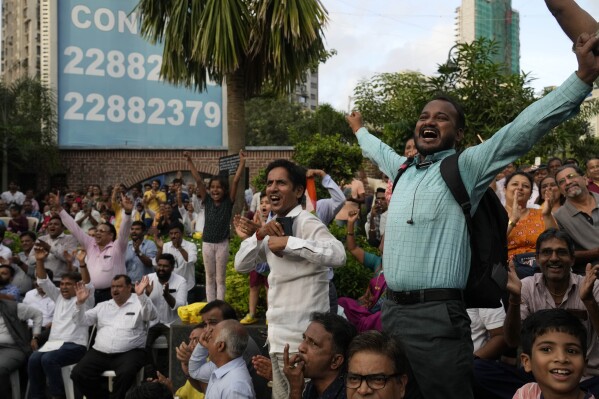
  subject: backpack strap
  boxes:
[391,157,414,192]
[439,153,479,260]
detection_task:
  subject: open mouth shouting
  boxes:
[420,127,439,142]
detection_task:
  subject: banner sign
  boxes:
[57,1,224,148]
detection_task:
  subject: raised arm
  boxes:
[184,151,206,201]
[229,150,247,202]
[545,0,598,44]
[503,261,524,347]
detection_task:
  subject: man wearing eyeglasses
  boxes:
[345,331,409,399]
[474,228,599,398]
[554,165,599,273]
[49,192,134,304]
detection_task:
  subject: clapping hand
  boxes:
[135,276,152,296]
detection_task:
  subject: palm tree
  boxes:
[135,0,329,155]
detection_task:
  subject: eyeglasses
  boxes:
[557,173,581,186]
[538,248,571,258]
[346,373,401,390]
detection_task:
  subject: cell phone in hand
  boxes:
[277,217,294,236]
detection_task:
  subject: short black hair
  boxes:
[547,156,563,166]
[200,300,237,320]
[347,331,410,376]
[0,264,15,277]
[156,253,176,268]
[131,221,146,230]
[19,231,37,241]
[428,94,466,130]
[265,159,307,203]
[310,312,357,361]
[536,228,576,257]
[61,271,81,283]
[521,309,587,358]
[113,274,132,285]
[167,222,185,234]
[375,187,386,194]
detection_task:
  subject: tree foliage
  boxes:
[353,38,537,151]
[245,96,305,146]
[293,133,362,186]
[0,77,60,179]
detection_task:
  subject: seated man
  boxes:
[364,188,388,248]
[0,264,20,301]
[283,312,357,399]
[181,300,268,398]
[475,228,599,399]
[144,253,187,377]
[345,331,409,399]
[22,268,55,345]
[190,319,254,399]
[28,247,94,399]
[71,274,157,399]
[0,299,42,382]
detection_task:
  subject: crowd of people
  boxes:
[2,1,599,399]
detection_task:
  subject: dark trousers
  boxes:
[329,280,338,315]
[94,288,112,305]
[473,358,599,399]
[382,299,474,399]
[28,342,87,398]
[145,324,170,378]
[71,347,146,399]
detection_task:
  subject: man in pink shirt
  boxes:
[50,192,133,303]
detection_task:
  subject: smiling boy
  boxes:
[516,308,594,399]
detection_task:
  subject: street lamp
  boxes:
[437,43,460,75]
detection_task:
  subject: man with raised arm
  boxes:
[49,191,134,304]
[70,274,157,399]
[28,247,94,399]
[345,31,599,399]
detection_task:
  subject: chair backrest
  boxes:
[26,217,39,232]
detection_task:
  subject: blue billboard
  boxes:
[57,1,224,148]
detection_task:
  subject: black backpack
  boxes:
[392,152,508,308]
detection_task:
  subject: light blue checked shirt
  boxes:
[357,72,591,292]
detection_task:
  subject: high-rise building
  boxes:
[291,69,319,111]
[456,0,520,74]
[1,0,42,82]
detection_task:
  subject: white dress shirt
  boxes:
[73,293,157,353]
[36,233,79,280]
[23,289,55,326]
[0,303,42,345]
[147,272,187,326]
[1,191,25,205]
[235,205,346,353]
[158,240,197,291]
[38,277,94,347]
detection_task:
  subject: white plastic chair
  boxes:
[10,369,20,399]
[102,368,144,393]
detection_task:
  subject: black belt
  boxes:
[388,288,463,305]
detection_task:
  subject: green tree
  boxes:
[0,77,59,187]
[245,96,306,146]
[524,91,599,164]
[136,0,328,156]
[353,38,537,150]
[291,103,354,143]
[293,133,362,196]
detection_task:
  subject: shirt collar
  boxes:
[213,356,245,379]
[415,148,456,164]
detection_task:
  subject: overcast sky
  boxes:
[319,0,599,112]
